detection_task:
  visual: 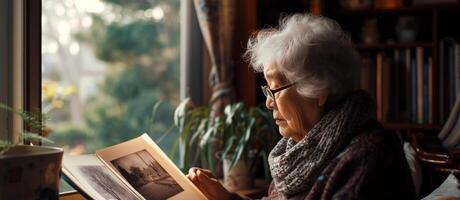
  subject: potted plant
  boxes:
[171,99,279,191]
[0,104,63,200]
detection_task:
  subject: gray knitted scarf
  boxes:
[268,90,374,197]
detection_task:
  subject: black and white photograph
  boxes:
[111,150,184,200]
[78,165,138,200]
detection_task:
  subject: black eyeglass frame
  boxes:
[261,82,296,99]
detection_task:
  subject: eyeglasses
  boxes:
[261,82,296,100]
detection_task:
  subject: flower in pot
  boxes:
[172,99,279,191]
[0,104,63,200]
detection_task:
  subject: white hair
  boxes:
[245,14,361,98]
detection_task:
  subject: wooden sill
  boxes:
[60,179,270,199]
[59,191,85,200]
[59,189,267,199]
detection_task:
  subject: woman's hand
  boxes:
[187,167,232,200]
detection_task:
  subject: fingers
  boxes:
[188,167,197,180]
[195,171,231,200]
[187,168,217,192]
[188,167,202,181]
[188,168,207,194]
[196,170,218,185]
[188,167,219,187]
[188,167,215,181]
[187,167,231,200]
[198,168,214,178]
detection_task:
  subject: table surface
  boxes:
[59,179,270,200]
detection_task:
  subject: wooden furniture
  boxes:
[318,1,460,196]
[321,2,460,135]
[59,191,85,200]
[255,1,460,136]
[409,133,460,176]
[59,179,269,199]
[59,188,267,200]
[408,132,460,197]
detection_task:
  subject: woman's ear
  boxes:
[318,94,328,107]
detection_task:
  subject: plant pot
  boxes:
[0,145,63,200]
[222,154,255,192]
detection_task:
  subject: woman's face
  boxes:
[264,69,327,142]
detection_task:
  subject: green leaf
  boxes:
[199,126,215,148]
[174,98,190,127]
[199,144,208,169]
[0,103,52,145]
[222,136,236,159]
[189,119,208,147]
[170,101,278,176]
[206,138,216,173]
[229,118,255,170]
[155,124,174,144]
[0,104,23,116]
[169,135,180,159]
[148,100,163,132]
[22,132,54,144]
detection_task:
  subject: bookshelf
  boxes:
[336,3,460,14]
[356,42,434,49]
[322,1,460,133]
[383,122,442,131]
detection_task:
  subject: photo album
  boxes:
[62,134,208,200]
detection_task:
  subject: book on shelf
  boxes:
[412,0,458,5]
[428,57,434,124]
[455,43,460,100]
[62,134,207,200]
[440,39,446,122]
[410,53,417,123]
[376,53,383,121]
[359,47,435,124]
[439,38,460,123]
[403,48,412,121]
[416,47,424,124]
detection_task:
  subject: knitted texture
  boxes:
[268,90,374,197]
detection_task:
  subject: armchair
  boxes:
[408,96,460,180]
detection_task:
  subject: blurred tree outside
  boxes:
[42,0,180,155]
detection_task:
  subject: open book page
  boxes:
[96,133,208,200]
[62,154,143,200]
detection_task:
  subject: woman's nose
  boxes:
[265,97,275,110]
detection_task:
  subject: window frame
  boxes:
[180,0,203,104]
[24,0,42,125]
[23,0,42,142]
[0,0,32,143]
[0,0,13,141]
[1,0,202,143]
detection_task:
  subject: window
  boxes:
[42,0,182,155]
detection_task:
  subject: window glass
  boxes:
[42,0,180,155]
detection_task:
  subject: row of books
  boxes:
[439,38,460,123]
[360,38,460,124]
[360,47,434,124]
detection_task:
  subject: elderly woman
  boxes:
[188,14,416,200]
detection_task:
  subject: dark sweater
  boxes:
[231,120,417,200]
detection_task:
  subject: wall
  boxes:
[0,0,13,141]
